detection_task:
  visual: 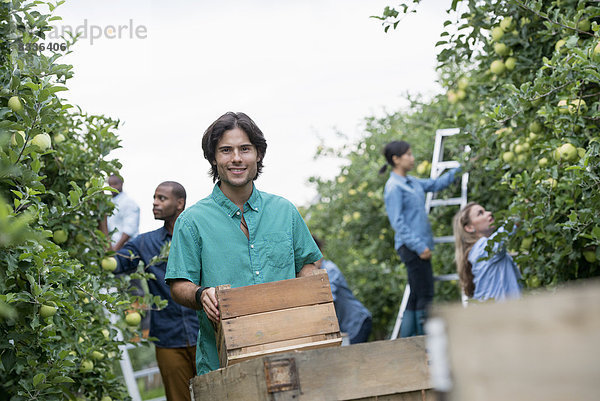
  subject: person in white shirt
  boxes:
[107,174,140,251]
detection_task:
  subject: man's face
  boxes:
[108,176,123,196]
[153,185,183,221]
[214,127,260,191]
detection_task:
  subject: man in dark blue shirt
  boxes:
[115,181,199,401]
[313,236,372,344]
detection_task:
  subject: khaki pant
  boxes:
[155,346,197,401]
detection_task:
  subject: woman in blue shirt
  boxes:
[453,202,521,302]
[381,141,460,337]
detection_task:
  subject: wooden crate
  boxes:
[192,336,433,401]
[435,279,600,401]
[215,269,342,367]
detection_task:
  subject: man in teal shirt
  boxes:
[165,112,322,376]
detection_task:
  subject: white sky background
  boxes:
[54,0,447,233]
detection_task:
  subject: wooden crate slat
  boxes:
[227,333,341,358]
[192,337,432,401]
[228,337,342,365]
[216,270,333,319]
[222,303,340,350]
[291,337,431,400]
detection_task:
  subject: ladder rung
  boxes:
[434,161,460,171]
[133,366,160,379]
[436,128,461,137]
[433,235,454,244]
[429,198,463,207]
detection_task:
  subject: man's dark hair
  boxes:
[201,112,268,183]
[159,181,187,208]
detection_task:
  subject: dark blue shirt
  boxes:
[116,226,199,348]
[320,260,371,342]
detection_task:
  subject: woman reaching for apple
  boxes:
[453,202,522,302]
[381,140,461,337]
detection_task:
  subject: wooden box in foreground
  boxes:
[436,279,600,401]
[192,336,433,401]
[215,270,342,367]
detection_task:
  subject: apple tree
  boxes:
[1,1,157,399]
[377,0,600,287]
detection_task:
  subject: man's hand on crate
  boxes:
[201,287,220,323]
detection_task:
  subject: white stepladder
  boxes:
[390,128,469,340]
[101,286,165,401]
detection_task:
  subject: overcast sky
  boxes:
[55,1,446,232]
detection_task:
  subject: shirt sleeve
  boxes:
[115,238,142,274]
[291,206,322,274]
[384,184,427,255]
[418,167,461,193]
[165,215,202,285]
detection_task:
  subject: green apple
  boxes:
[79,359,94,373]
[502,151,515,163]
[30,133,52,151]
[101,257,117,272]
[520,237,533,250]
[457,77,469,90]
[538,157,549,167]
[490,60,505,74]
[40,304,57,318]
[53,229,68,244]
[53,133,66,143]
[494,43,510,56]
[514,144,525,154]
[75,233,86,243]
[520,17,531,26]
[555,39,566,52]
[101,397,112,401]
[528,121,542,134]
[8,96,23,113]
[577,147,585,159]
[545,178,557,188]
[499,16,514,32]
[557,143,578,162]
[528,275,540,288]
[491,26,504,41]
[568,99,586,115]
[456,88,466,100]
[10,131,26,146]
[594,42,600,60]
[102,328,111,340]
[91,351,105,360]
[557,99,569,114]
[528,132,538,142]
[505,57,516,70]
[577,18,590,32]
[583,250,597,263]
[447,90,459,104]
[416,161,431,176]
[125,311,141,326]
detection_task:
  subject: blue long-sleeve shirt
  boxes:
[469,227,522,302]
[115,226,199,348]
[320,260,371,342]
[384,168,460,255]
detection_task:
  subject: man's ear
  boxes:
[177,198,185,212]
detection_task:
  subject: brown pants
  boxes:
[155,346,197,401]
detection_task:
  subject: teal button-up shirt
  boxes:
[165,183,322,375]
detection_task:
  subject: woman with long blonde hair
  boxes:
[453,202,521,301]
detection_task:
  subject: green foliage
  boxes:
[308,0,599,338]
[0,1,157,399]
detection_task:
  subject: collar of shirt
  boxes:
[210,182,262,217]
[389,171,415,190]
[158,225,171,242]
